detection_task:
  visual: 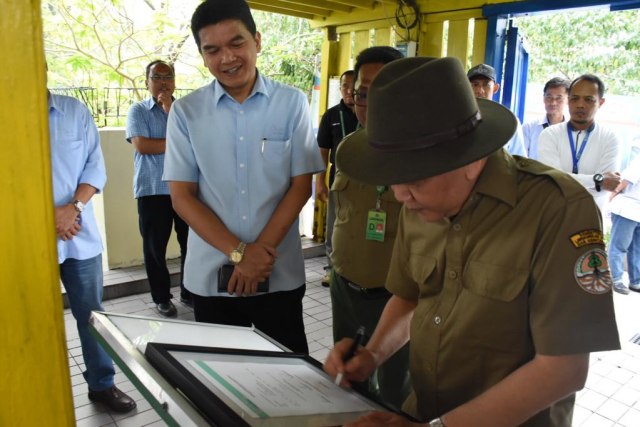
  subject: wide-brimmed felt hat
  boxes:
[336,56,517,185]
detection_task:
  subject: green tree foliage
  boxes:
[514,8,640,95]
[43,0,321,99]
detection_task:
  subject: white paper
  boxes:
[189,359,376,418]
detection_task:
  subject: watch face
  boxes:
[230,251,242,264]
[594,174,604,182]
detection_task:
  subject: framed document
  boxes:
[145,343,404,426]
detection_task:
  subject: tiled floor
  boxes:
[66,256,640,426]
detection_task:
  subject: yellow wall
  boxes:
[0,0,75,424]
[100,128,181,269]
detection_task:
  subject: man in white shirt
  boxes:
[522,77,569,159]
[538,74,621,213]
[609,154,640,295]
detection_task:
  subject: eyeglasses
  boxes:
[150,75,175,81]
[354,89,368,106]
[543,95,566,103]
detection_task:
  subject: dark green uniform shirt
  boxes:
[331,170,402,288]
[387,150,620,426]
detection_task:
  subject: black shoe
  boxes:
[156,301,177,317]
[180,295,193,307]
[88,385,137,413]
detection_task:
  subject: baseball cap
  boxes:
[467,63,496,82]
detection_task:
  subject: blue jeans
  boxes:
[609,214,640,285]
[60,254,115,390]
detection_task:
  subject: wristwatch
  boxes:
[229,242,247,265]
[428,418,446,427]
[72,199,85,213]
[593,173,604,192]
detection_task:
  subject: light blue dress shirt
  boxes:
[48,94,106,264]
[164,73,324,297]
[522,115,566,160]
[126,97,170,198]
[505,119,527,157]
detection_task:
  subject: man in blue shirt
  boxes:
[163,0,324,353]
[522,77,569,159]
[126,60,190,317]
[49,91,136,413]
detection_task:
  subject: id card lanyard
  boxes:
[366,186,388,242]
[567,122,594,174]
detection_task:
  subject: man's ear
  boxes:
[493,83,500,94]
[255,31,262,54]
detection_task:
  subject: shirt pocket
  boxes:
[463,260,529,302]
[408,254,440,297]
[52,139,86,179]
[261,138,291,165]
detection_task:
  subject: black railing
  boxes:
[50,87,194,127]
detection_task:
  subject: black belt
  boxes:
[340,275,390,296]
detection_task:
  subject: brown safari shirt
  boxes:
[330,170,402,288]
[387,150,620,426]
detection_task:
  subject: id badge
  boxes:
[366,210,386,242]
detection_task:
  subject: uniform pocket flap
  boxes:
[463,261,529,302]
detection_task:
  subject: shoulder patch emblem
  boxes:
[570,229,604,248]
[574,249,613,294]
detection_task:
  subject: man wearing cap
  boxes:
[325,57,619,427]
[328,46,411,408]
[467,63,527,157]
[522,77,570,160]
[538,74,622,214]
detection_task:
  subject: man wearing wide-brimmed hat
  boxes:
[325,57,620,427]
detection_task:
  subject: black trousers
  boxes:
[137,195,190,304]
[193,284,309,354]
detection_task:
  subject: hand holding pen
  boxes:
[334,326,366,386]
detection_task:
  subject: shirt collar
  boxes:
[48,92,64,115]
[472,150,519,208]
[213,69,268,105]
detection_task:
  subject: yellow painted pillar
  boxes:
[419,20,445,57]
[0,0,74,425]
[338,31,353,75]
[319,26,338,116]
[472,18,488,66]
[374,27,392,46]
[447,19,470,66]
[353,29,370,59]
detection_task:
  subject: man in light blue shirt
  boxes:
[522,77,569,159]
[49,91,136,413]
[126,60,190,317]
[468,64,527,157]
[164,0,324,353]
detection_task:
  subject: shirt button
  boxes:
[239,136,244,141]
[453,223,462,231]
[448,270,457,279]
[241,190,246,194]
[434,316,442,325]
[239,110,244,115]
[240,163,245,168]
[242,216,247,220]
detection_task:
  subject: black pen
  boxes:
[335,326,366,385]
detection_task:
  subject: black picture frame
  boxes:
[145,343,407,427]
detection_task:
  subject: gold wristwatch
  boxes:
[229,242,246,265]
